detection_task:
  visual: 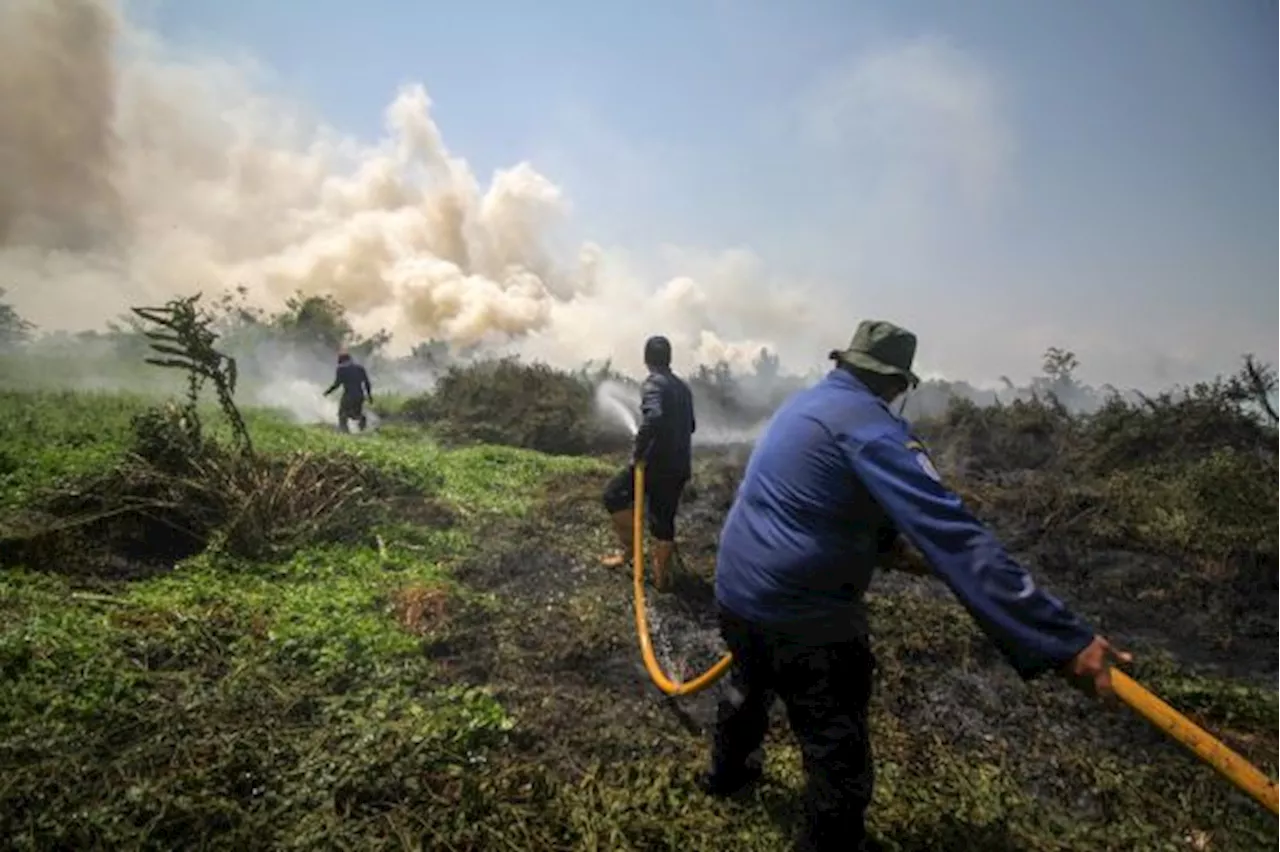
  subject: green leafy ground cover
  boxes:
[1,371,1276,851]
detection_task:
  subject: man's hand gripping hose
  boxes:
[1066,635,1277,815]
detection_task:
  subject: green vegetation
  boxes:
[0,287,36,348]
[0,293,1276,850]
[401,356,634,456]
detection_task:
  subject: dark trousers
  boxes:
[601,465,688,540]
[338,395,367,433]
[712,605,876,852]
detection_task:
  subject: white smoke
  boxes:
[257,377,345,426]
[0,0,819,382]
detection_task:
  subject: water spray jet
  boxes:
[595,379,639,437]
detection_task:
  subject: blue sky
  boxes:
[134,0,1277,388]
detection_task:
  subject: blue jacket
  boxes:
[634,368,696,479]
[715,368,1096,680]
[326,361,371,402]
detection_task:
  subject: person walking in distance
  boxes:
[600,335,697,591]
[703,319,1132,852]
[323,349,373,433]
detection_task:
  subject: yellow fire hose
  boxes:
[632,462,734,696]
[1111,669,1278,815]
[627,462,1278,815]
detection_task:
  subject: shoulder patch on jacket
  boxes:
[905,439,941,482]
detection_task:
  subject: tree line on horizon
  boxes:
[0,285,1274,427]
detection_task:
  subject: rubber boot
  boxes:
[652,539,676,591]
[599,509,633,568]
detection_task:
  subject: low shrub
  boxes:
[403,357,629,456]
[1,400,446,577]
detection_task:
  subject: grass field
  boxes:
[1,375,1276,851]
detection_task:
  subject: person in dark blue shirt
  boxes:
[323,350,373,433]
[600,335,697,590]
[702,320,1131,852]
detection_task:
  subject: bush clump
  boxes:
[920,358,1277,480]
[912,365,1278,660]
[403,357,628,456]
[0,404,442,577]
[921,395,1075,477]
[1083,381,1276,473]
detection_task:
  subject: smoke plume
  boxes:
[0,0,814,380]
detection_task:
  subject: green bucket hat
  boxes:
[829,320,921,388]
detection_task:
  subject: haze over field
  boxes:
[0,7,1276,847]
[1,0,1274,388]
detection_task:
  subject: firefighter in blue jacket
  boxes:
[703,320,1131,852]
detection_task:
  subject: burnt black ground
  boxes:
[434,445,1277,850]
